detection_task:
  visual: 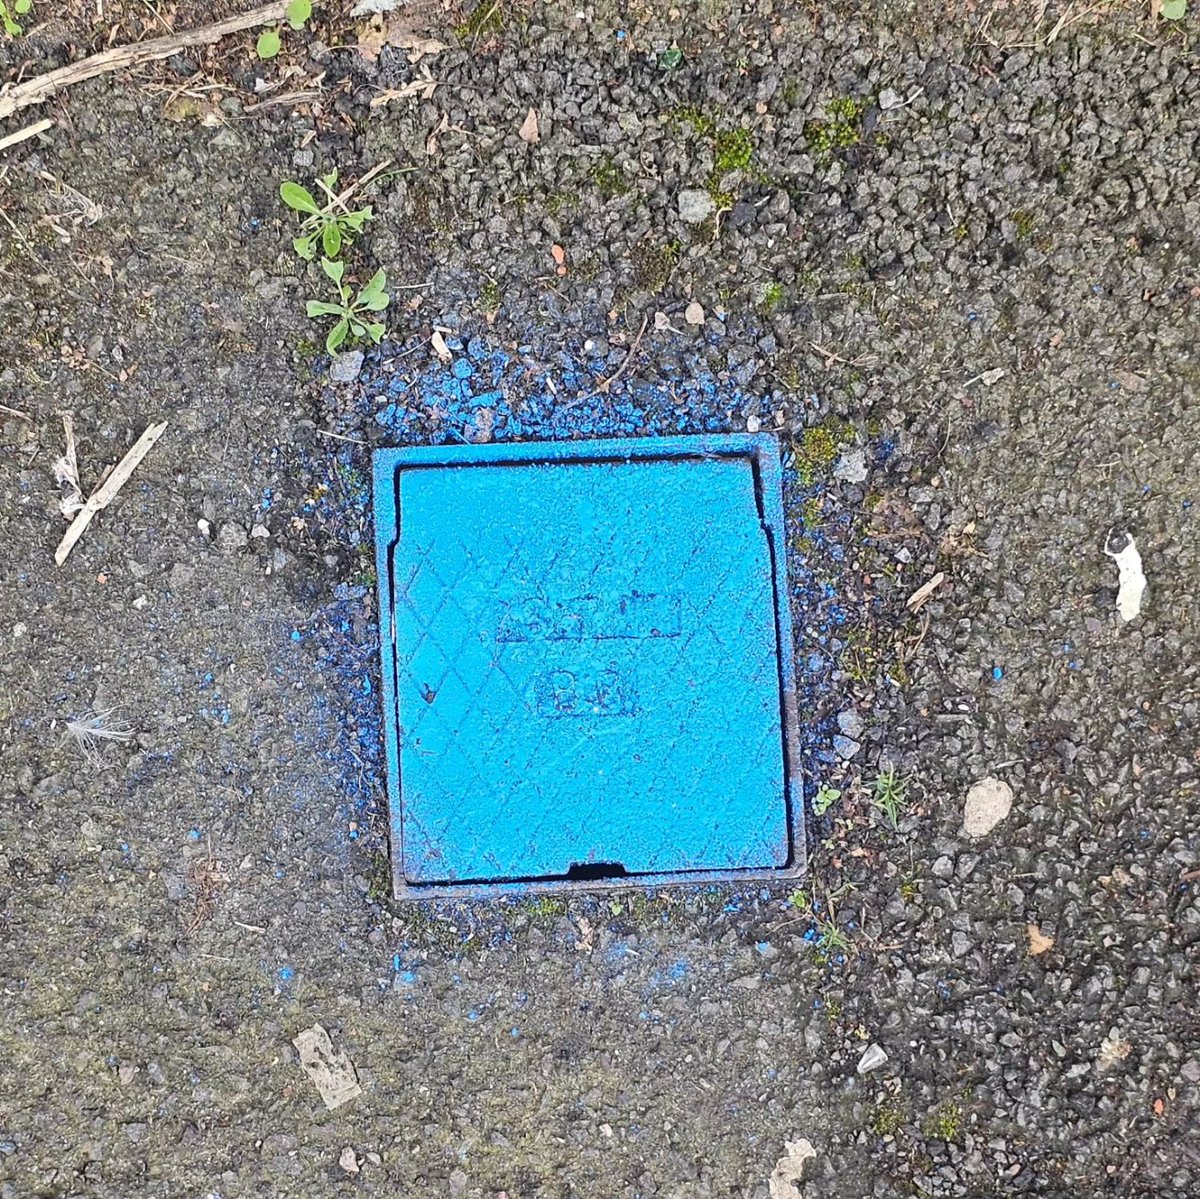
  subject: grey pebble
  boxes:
[217,522,249,551]
[833,735,861,760]
[329,351,364,383]
[677,190,717,224]
[833,448,869,484]
[837,710,865,740]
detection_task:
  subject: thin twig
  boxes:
[242,90,322,113]
[905,571,946,613]
[55,421,168,565]
[575,313,650,403]
[0,403,32,421]
[315,428,368,445]
[810,341,877,369]
[0,118,54,153]
[0,2,288,121]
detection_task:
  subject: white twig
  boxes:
[0,118,54,153]
[55,421,168,566]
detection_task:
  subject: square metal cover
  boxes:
[373,434,803,897]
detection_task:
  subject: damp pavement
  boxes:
[1,3,1198,1197]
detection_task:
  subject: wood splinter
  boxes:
[55,421,168,566]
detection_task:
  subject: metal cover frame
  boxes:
[373,434,804,899]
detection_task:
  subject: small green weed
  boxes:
[870,766,909,830]
[815,918,851,959]
[256,0,311,59]
[666,105,715,137]
[714,127,755,174]
[869,1102,907,1137]
[658,47,683,70]
[922,1100,963,1141]
[456,0,504,41]
[479,277,502,314]
[524,895,567,919]
[786,888,809,911]
[1011,208,1036,240]
[306,258,389,354]
[592,155,631,200]
[0,0,31,37]
[281,170,373,260]
[1162,0,1186,17]
[804,96,864,158]
[366,850,392,904]
[794,420,848,485]
[813,785,841,816]
[758,280,785,313]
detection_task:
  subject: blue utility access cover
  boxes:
[373,434,803,897]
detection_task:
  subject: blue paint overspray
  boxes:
[287,324,869,933]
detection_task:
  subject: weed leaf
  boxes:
[280,181,320,214]
[285,0,312,30]
[306,300,344,318]
[358,272,389,311]
[326,318,349,353]
[256,27,281,59]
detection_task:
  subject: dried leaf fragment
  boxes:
[293,1023,362,1110]
[1026,924,1054,956]
[769,1138,817,1198]
[54,413,84,517]
[519,107,539,143]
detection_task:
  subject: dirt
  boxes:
[1,1,1198,1197]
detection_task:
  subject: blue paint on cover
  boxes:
[375,434,802,895]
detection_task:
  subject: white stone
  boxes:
[329,350,364,383]
[857,1043,888,1074]
[833,447,869,484]
[677,189,716,224]
[962,776,1014,838]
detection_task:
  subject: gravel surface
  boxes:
[1,2,1198,1196]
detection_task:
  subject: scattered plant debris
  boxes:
[186,838,228,933]
[53,414,83,517]
[55,420,169,566]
